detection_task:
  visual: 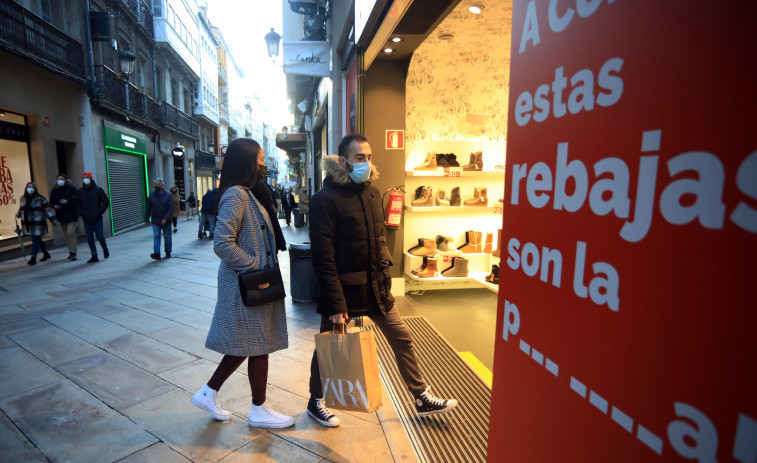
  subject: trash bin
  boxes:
[293,208,305,228]
[289,242,317,303]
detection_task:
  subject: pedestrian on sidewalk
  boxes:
[192,138,294,429]
[16,181,59,265]
[251,148,286,252]
[186,191,197,220]
[170,186,180,233]
[198,188,218,239]
[49,174,79,260]
[282,189,294,227]
[144,178,174,260]
[76,172,110,263]
[305,134,459,428]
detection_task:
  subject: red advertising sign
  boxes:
[385,130,404,150]
[488,2,757,462]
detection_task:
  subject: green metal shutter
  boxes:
[106,151,145,233]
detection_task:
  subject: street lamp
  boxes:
[207,141,215,154]
[117,49,136,77]
[264,28,282,58]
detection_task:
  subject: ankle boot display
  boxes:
[492,228,502,257]
[411,186,433,206]
[464,187,488,206]
[463,151,483,171]
[486,264,500,284]
[416,257,438,278]
[414,185,424,200]
[443,236,457,251]
[445,153,460,167]
[441,256,469,277]
[459,231,483,253]
[412,256,429,275]
[436,153,449,167]
[415,152,438,170]
[412,239,437,256]
[450,187,461,206]
[407,238,427,254]
[436,189,450,206]
[484,232,493,254]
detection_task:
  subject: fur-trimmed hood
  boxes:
[321,154,379,186]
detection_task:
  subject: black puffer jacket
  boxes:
[49,181,78,223]
[309,155,394,317]
[76,181,110,221]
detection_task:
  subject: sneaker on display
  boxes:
[248,403,295,428]
[415,387,458,417]
[307,397,341,428]
[191,384,232,421]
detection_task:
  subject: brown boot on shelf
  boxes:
[407,238,427,254]
[436,189,450,206]
[412,239,437,256]
[450,187,461,206]
[411,256,428,275]
[460,231,483,253]
[484,232,493,254]
[437,235,451,251]
[441,256,469,277]
[411,186,433,206]
[474,151,483,170]
[444,236,457,251]
[464,187,488,206]
[458,231,473,253]
[415,152,438,170]
[485,264,499,284]
[492,228,502,257]
[416,257,438,278]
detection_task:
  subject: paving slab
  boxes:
[0,335,15,349]
[286,308,322,325]
[96,333,195,374]
[116,442,192,463]
[104,309,180,334]
[0,409,48,463]
[56,352,175,411]
[266,355,314,399]
[218,432,323,463]
[0,380,156,463]
[43,309,132,342]
[91,286,148,304]
[0,305,25,317]
[0,346,64,399]
[122,297,196,318]
[0,317,51,336]
[110,279,190,301]
[278,336,316,365]
[168,309,213,331]
[159,358,251,405]
[69,298,134,317]
[147,325,223,362]
[171,294,218,312]
[290,325,321,342]
[9,325,101,366]
[122,389,258,463]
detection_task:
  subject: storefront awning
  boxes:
[276,132,307,153]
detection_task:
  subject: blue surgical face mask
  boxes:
[346,160,371,184]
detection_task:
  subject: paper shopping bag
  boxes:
[314,329,383,412]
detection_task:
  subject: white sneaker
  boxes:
[191,384,232,421]
[248,403,295,428]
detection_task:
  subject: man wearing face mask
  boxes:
[50,174,79,260]
[305,134,458,428]
[144,178,174,260]
[76,172,110,263]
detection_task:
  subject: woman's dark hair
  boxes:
[215,138,261,210]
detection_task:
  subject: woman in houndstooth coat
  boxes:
[192,138,294,428]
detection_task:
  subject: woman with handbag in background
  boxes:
[191,138,294,428]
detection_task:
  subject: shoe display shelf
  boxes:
[403,140,505,293]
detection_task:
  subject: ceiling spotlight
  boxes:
[391,37,403,43]
[383,48,395,53]
[469,4,485,14]
[438,33,455,41]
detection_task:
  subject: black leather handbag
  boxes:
[237,266,285,306]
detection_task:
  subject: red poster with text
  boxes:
[488,2,757,462]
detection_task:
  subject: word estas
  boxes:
[506,238,619,311]
[518,0,619,54]
[509,130,757,242]
[514,57,623,127]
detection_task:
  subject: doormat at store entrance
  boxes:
[367,316,491,463]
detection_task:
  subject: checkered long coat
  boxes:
[205,185,288,356]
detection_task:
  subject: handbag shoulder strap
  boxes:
[243,189,277,269]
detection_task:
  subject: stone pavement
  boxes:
[0,219,418,463]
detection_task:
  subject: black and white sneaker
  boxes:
[307,397,341,427]
[415,388,458,417]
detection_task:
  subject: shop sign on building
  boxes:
[489,1,756,462]
[103,126,147,154]
[283,41,330,77]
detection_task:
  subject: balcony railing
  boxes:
[117,0,153,37]
[218,103,229,123]
[0,0,85,79]
[159,102,199,140]
[195,150,216,169]
[94,65,160,125]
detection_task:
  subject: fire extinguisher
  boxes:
[383,186,405,229]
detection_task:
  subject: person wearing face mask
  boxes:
[170,186,181,233]
[144,178,174,260]
[304,134,458,428]
[250,146,286,252]
[16,181,59,265]
[76,172,110,263]
[50,174,79,260]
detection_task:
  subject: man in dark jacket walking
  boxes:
[305,134,458,428]
[50,174,79,260]
[283,189,295,226]
[144,178,174,259]
[198,188,218,239]
[76,171,110,263]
